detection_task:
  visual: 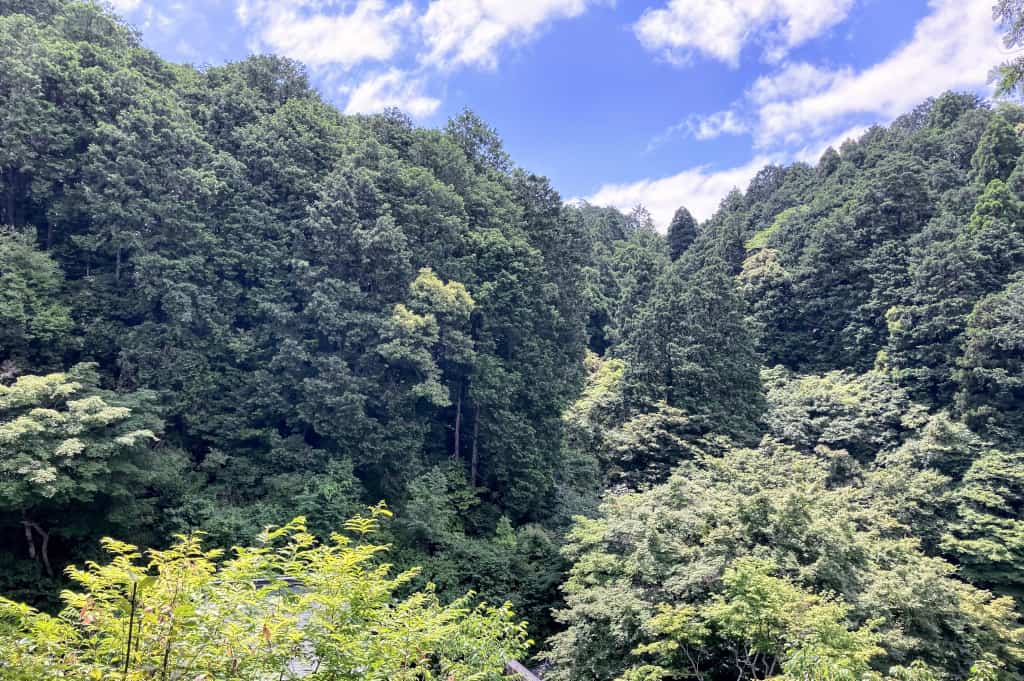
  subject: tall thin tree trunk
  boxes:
[22,520,53,578]
[471,405,481,487]
[5,168,16,226]
[22,522,36,562]
[115,244,122,282]
[452,383,462,460]
[38,526,51,578]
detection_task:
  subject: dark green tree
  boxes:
[971,114,1022,184]
[0,229,72,369]
[666,206,697,260]
[621,256,765,440]
[955,276,1024,444]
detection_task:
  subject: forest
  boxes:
[1,1,1023,679]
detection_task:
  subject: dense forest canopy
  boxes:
[2,1,1024,679]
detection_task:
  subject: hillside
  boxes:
[1,2,1024,680]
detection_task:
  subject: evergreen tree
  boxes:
[666,206,697,260]
[971,114,1022,185]
[621,256,764,440]
[955,276,1024,445]
[0,229,72,370]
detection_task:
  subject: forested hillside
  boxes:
[2,2,1024,680]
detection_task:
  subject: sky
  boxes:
[110,0,1009,228]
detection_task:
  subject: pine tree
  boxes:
[971,114,1022,185]
[955,277,1024,445]
[666,206,698,260]
[621,256,764,440]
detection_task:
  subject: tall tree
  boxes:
[955,276,1024,444]
[971,114,1022,184]
[666,206,698,260]
[0,229,72,370]
[621,256,764,440]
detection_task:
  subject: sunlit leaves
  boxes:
[0,510,528,680]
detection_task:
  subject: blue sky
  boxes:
[111,0,1005,227]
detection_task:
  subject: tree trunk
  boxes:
[115,244,122,282]
[39,527,50,577]
[4,167,16,226]
[452,384,462,460]
[470,404,481,487]
[22,522,36,562]
[22,520,53,577]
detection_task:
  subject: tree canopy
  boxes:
[1,2,1024,679]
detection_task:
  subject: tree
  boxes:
[993,0,1024,97]
[818,146,842,177]
[955,277,1024,444]
[886,179,1024,404]
[620,558,883,681]
[621,257,764,441]
[0,364,168,578]
[762,367,925,467]
[545,444,1024,681]
[0,229,72,370]
[0,508,530,680]
[77,88,212,283]
[942,446,1024,589]
[445,108,512,174]
[702,558,881,681]
[666,207,697,261]
[971,114,1022,184]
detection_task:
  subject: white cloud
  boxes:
[634,0,855,67]
[108,0,142,12]
[344,69,441,117]
[648,109,747,150]
[689,110,748,140]
[237,0,415,68]
[748,62,849,106]
[754,0,1002,147]
[419,0,597,70]
[587,156,774,228]
[231,0,605,117]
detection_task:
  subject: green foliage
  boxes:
[576,206,669,353]
[993,1,1024,98]
[4,4,1024,678]
[0,363,180,596]
[972,115,1023,184]
[622,256,765,441]
[700,95,1023,385]
[745,206,800,251]
[0,0,589,598]
[666,207,697,261]
[391,464,567,645]
[942,447,1024,589]
[955,277,1024,444]
[763,367,927,467]
[626,559,867,681]
[546,439,1024,681]
[0,229,73,368]
[0,364,158,508]
[0,508,530,680]
[885,176,1024,406]
[703,558,881,681]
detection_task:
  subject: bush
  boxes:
[0,505,530,680]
